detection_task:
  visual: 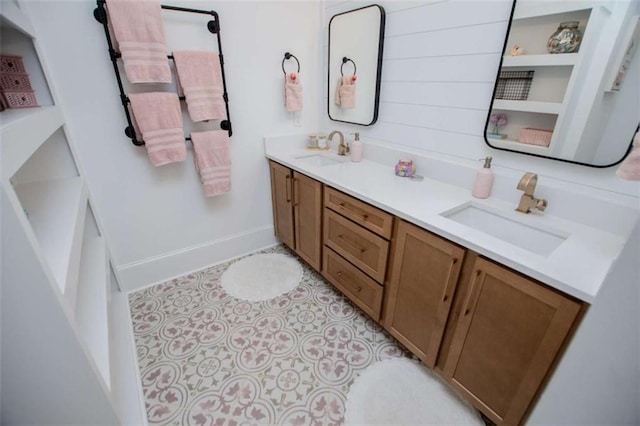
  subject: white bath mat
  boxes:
[345,357,483,426]
[221,253,303,301]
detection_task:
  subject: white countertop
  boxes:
[265,136,636,303]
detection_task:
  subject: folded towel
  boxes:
[335,75,356,109]
[128,92,186,166]
[191,130,231,197]
[616,132,640,181]
[284,73,303,112]
[106,0,171,83]
[173,51,225,122]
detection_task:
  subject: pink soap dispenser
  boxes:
[472,156,494,199]
[350,132,362,162]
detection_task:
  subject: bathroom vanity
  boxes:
[264,135,635,425]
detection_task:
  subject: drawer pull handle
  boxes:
[463,270,482,316]
[336,271,362,293]
[293,177,299,207]
[338,202,369,221]
[337,234,366,253]
[285,175,291,202]
[440,257,459,303]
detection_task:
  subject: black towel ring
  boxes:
[341,57,357,76]
[282,52,300,76]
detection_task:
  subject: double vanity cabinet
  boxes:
[269,159,584,425]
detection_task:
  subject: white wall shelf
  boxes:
[0,1,35,38]
[76,234,111,390]
[487,138,552,155]
[1,106,64,180]
[502,53,578,67]
[493,99,562,114]
[514,1,606,20]
[13,177,88,294]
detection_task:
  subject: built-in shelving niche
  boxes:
[76,204,111,390]
[0,19,54,107]
[11,127,88,296]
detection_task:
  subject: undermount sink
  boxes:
[294,153,346,167]
[441,202,568,256]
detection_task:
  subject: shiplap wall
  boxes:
[322,0,510,156]
[320,0,640,199]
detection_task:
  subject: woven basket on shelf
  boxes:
[519,128,552,147]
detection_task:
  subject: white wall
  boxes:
[27,0,322,290]
[321,1,639,424]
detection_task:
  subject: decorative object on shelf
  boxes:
[519,127,552,147]
[0,54,39,109]
[509,45,524,56]
[547,21,582,54]
[495,70,534,100]
[282,52,303,112]
[394,159,415,177]
[487,113,508,139]
[616,130,640,181]
[0,54,27,74]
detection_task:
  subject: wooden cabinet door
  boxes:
[443,257,581,425]
[293,171,322,271]
[384,220,465,368]
[269,161,294,250]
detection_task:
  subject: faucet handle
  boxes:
[535,198,548,211]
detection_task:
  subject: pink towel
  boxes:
[105,0,171,83]
[284,73,303,112]
[335,75,356,109]
[128,92,186,166]
[617,132,640,181]
[191,130,231,197]
[173,51,225,122]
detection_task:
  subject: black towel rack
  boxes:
[93,0,232,146]
[341,57,357,77]
[282,52,300,76]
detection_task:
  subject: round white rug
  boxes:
[345,357,483,426]
[221,253,303,301]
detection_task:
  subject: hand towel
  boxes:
[191,130,231,197]
[616,131,640,180]
[173,51,225,122]
[335,75,356,109]
[128,92,186,166]
[284,73,303,112]
[105,0,171,83]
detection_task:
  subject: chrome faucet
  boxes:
[516,173,548,213]
[328,130,348,156]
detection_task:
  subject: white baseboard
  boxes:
[116,225,278,292]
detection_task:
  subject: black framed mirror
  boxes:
[485,0,639,167]
[328,4,385,126]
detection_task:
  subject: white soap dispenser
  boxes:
[350,132,362,162]
[472,156,494,199]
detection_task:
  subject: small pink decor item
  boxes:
[191,130,231,197]
[395,159,415,177]
[616,131,640,181]
[519,127,552,147]
[128,92,186,166]
[284,73,303,112]
[105,0,171,83]
[173,51,226,122]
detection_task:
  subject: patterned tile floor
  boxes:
[129,245,410,425]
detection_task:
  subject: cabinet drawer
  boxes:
[323,247,383,321]
[324,186,393,239]
[324,209,389,283]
